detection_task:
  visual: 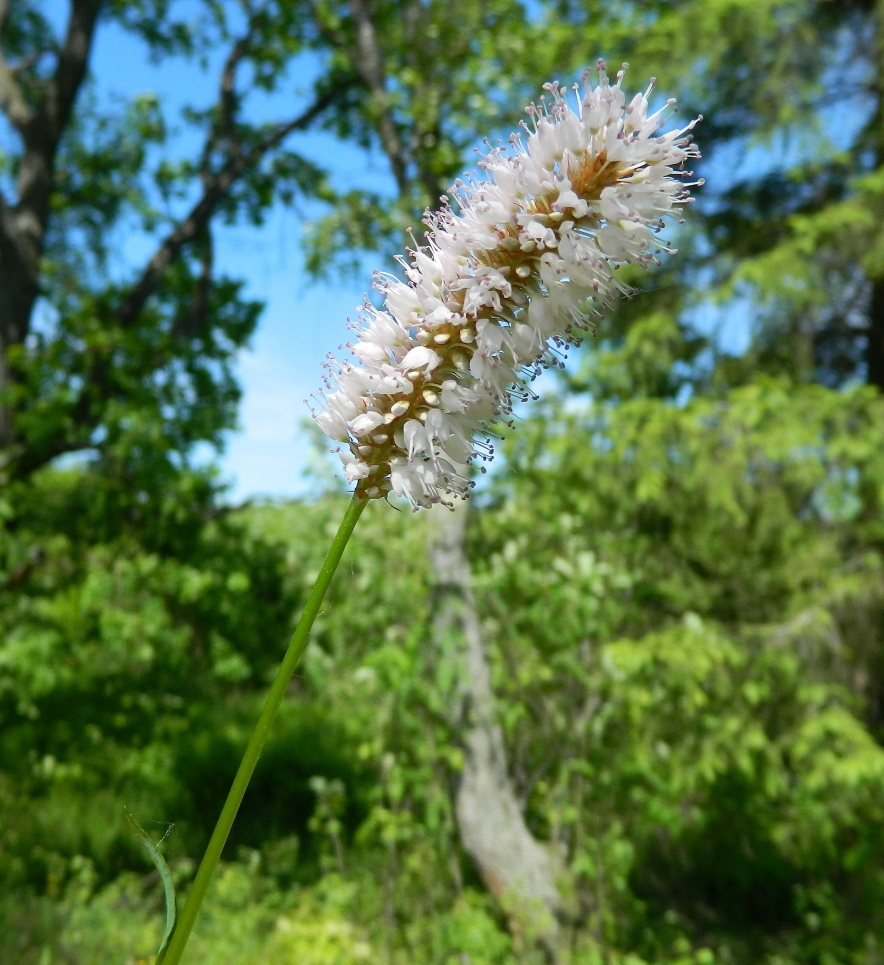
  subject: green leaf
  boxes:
[125,808,177,961]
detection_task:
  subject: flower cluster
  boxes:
[313,61,701,509]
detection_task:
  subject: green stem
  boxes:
[159,492,368,965]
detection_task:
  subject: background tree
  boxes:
[0,0,354,935]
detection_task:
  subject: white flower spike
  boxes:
[313,62,702,509]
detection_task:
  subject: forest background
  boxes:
[4,1,884,963]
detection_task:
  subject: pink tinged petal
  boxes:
[624,92,649,132]
[383,281,422,322]
[554,189,588,218]
[440,380,472,413]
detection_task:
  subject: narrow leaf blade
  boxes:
[125,809,177,960]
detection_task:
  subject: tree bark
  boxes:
[427,502,563,961]
[867,0,884,390]
[868,278,884,390]
[0,0,103,446]
[0,0,102,333]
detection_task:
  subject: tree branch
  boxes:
[0,0,102,348]
[0,46,33,130]
[428,503,564,959]
[16,0,102,208]
[173,225,214,341]
[44,0,102,139]
[198,26,256,181]
[0,188,13,231]
[304,1,350,61]
[117,89,345,328]
[347,0,409,194]
[1,545,46,593]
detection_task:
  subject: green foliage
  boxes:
[6,393,884,964]
[8,447,884,964]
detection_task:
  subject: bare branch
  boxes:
[0,545,46,592]
[173,226,214,340]
[304,0,350,54]
[218,37,249,143]
[0,185,12,226]
[12,49,49,77]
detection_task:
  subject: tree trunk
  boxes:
[868,278,884,390]
[427,501,563,961]
[0,0,103,449]
[868,0,884,390]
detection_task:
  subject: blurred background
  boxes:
[3,1,884,963]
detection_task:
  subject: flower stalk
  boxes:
[157,492,368,965]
